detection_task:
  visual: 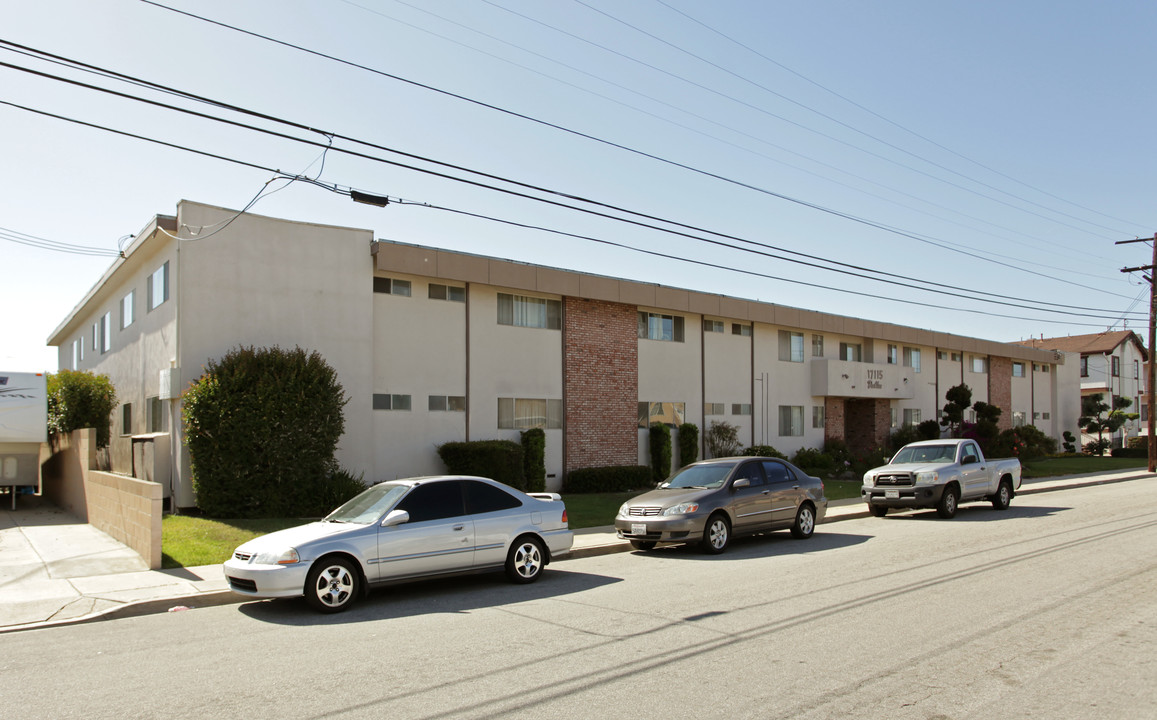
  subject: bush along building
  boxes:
[49,201,1079,505]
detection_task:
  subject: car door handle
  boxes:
[761,490,770,495]
[453,525,466,531]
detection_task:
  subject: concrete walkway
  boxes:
[1,469,1150,633]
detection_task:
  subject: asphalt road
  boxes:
[3,480,1155,720]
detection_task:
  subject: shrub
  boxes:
[1127,436,1147,450]
[677,422,699,467]
[1111,447,1148,458]
[889,425,921,452]
[46,370,118,449]
[649,423,672,483]
[438,440,525,490]
[705,420,740,458]
[743,445,788,460]
[311,467,368,516]
[1062,431,1077,454]
[564,465,652,493]
[917,419,941,440]
[183,346,348,518]
[852,447,891,476]
[823,439,852,467]
[520,428,546,492]
[792,447,835,474]
[1084,438,1110,456]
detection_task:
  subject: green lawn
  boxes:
[162,455,1150,569]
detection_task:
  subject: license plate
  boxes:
[631,523,647,536]
[885,490,899,500]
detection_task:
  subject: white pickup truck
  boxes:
[861,439,1021,519]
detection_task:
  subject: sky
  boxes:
[2,0,1154,373]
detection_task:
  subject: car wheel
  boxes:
[992,480,1012,510]
[305,556,359,613]
[700,514,730,554]
[629,540,657,551]
[790,503,816,539]
[505,536,545,584]
[937,484,960,519]
[869,504,888,517]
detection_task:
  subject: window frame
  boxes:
[777,405,804,437]
[637,312,684,342]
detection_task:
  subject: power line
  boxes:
[1,53,1143,320]
[0,97,1143,327]
[0,226,121,257]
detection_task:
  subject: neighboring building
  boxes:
[1019,331,1148,447]
[49,201,1077,505]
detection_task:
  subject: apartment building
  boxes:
[49,201,1078,504]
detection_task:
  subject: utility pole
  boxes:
[1118,233,1157,472]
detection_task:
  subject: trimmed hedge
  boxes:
[438,439,526,490]
[47,370,118,449]
[649,422,672,483]
[183,345,349,518]
[564,465,652,493]
[743,445,788,460]
[677,422,699,467]
[1110,447,1148,458]
[520,428,546,493]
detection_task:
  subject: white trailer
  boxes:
[0,372,48,509]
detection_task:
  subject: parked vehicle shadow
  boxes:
[624,529,872,562]
[884,505,1069,522]
[237,568,621,626]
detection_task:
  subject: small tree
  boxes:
[1062,430,1077,454]
[1079,393,1138,456]
[677,422,699,467]
[705,420,741,458]
[520,428,546,492]
[46,370,117,449]
[940,384,972,437]
[649,422,672,483]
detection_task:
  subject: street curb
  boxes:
[4,471,1147,633]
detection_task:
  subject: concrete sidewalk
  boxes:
[1,469,1150,633]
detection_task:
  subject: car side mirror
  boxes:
[381,509,410,527]
[732,478,750,489]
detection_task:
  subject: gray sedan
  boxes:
[224,476,573,613]
[614,456,827,554]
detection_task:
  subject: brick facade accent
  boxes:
[824,397,845,447]
[563,298,639,476]
[988,356,1013,431]
[836,398,892,455]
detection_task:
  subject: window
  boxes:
[812,334,824,357]
[373,277,411,296]
[499,398,563,429]
[100,312,111,354]
[396,481,465,523]
[732,323,751,337]
[428,395,466,412]
[92,323,99,351]
[373,394,412,411]
[971,356,987,373]
[1012,411,1026,427]
[903,408,921,427]
[1042,363,1052,373]
[778,331,804,362]
[951,352,961,362]
[812,406,825,429]
[778,406,803,437]
[891,407,898,429]
[1135,360,1140,379]
[705,403,724,415]
[638,401,685,428]
[1012,362,1025,378]
[887,344,898,364]
[120,291,134,329]
[427,283,465,302]
[937,351,948,360]
[637,312,683,341]
[966,408,977,423]
[839,342,862,362]
[72,339,80,369]
[147,261,169,311]
[1080,356,1088,377]
[762,460,790,484]
[904,347,921,373]
[732,403,752,415]
[703,319,723,333]
[498,294,562,330]
[1042,412,1051,420]
[464,480,521,514]
[1112,356,1121,377]
[147,396,164,433]
[121,404,132,436]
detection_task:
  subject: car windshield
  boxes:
[664,464,734,489]
[324,482,410,525]
[892,445,956,464]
